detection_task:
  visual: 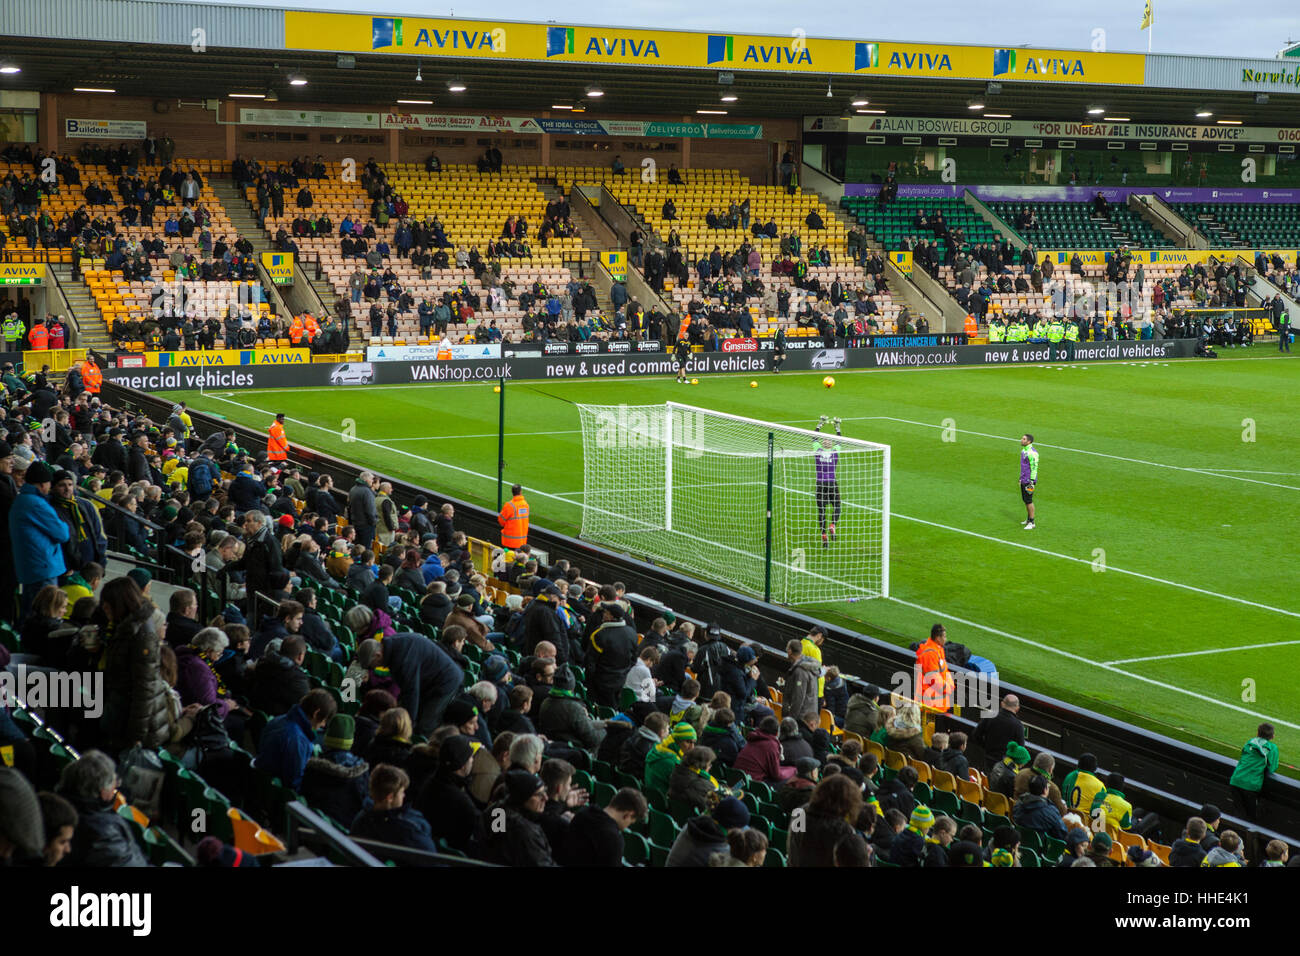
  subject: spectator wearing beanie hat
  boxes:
[645,720,695,793]
[1087,831,1118,867]
[889,804,935,867]
[477,770,556,867]
[414,734,479,855]
[9,459,69,618]
[300,714,370,826]
[988,741,1031,797]
[988,825,1021,867]
[1057,826,1093,867]
[537,664,606,753]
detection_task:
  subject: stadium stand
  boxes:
[1172,202,1300,249]
[987,199,1173,248]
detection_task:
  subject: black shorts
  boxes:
[817,481,841,509]
[1020,482,1035,504]
[675,353,689,369]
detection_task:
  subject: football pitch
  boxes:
[161,346,1299,770]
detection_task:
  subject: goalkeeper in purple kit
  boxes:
[814,415,842,548]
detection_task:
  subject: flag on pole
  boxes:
[1140,0,1153,30]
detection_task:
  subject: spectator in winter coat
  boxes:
[1168,817,1209,867]
[300,715,370,825]
[256,688,337,791]
[1228,723,1280,821]
[645,721,696,793]
[884,702,926,759]
[413,734,479,854]
[619,711,669,778]
[775,757,820,813]
[248,636,312,716]
[350,764,438,853]
[9,461,69,617]
[565,787,647,867]
[780,639,821,723]
[822,666,849,728]
[99,577,172,753]
[698,708,744,767]
[1012,774,1067,840]
[537,665,606,752]
[733,716,797,784]
[669,745,730,814]
[889,804,938,867]
[938,731,972,783]
[971,694,1025,770]
[877,765,918,818]
[778,717,814,768]
[665,796,749,867]
[653,641,695,694]
[1013,752,1068,817]
[988,742,1031,798]
[476,770,556,867]
[173,627,234,717]
[356,633,463,736]
[55,750,149,867]
[587,601,638,706]
[788,775,862,868]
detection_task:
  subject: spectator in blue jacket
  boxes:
[228,463,267,514]
[255,688,337,791]
[188,450,220,498]
[9,461,69,618]
[357,634,463,737]
[350,763,438,853]
[1011,773,1068,841]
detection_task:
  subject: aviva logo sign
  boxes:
[373,17,500,51]
[708,33,810,66]
[548,27,660,59]
[994,47,1086,77]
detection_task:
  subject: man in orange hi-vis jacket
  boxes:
[267,412,290,461]
[81,357,102,395]
[916,622,954,713]
[498,483,530,549]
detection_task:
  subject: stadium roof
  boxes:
[0,1,1298,125]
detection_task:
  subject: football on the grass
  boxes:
[823,376,836,388]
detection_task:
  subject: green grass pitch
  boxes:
[161,346,1299,772]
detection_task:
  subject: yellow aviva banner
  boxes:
[890,251,913,275]
[1043,248,1296,267]
[0,263,46,285]
[599,251,627,281]
[141,349,310,368]
[261,252,295,285]
[284,12,1145,84]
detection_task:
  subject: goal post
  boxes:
[574,401,890,605]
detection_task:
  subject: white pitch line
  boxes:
[831,416,1300,492]
[199,396,1300,620]
[887,596,1300,731]
[1104,639,1300,666]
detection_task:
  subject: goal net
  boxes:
[575,401,889,604]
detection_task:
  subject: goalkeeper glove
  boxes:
[818,414,829,426]
[833,417,842,434]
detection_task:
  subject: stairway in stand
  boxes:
[210,177,339,316]
[50,263,114,355]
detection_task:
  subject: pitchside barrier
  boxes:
[99,339,1200,391]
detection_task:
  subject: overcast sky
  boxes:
[184,0,1298,57]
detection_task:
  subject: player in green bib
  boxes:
[1019,433,1039,530]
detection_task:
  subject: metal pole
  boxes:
[764,431,775,604]
[496,373,506,512]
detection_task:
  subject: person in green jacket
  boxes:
[1229,723,1279,821]
[644,722,696,793]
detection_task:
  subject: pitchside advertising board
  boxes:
[101,340,1197,392]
